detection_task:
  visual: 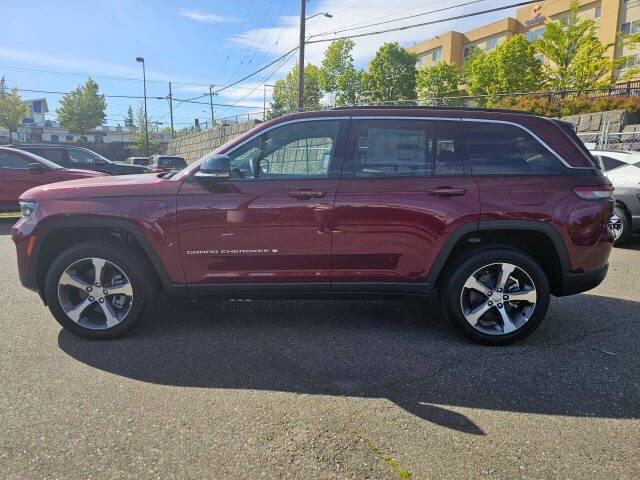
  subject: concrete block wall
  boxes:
[164,120,261,164]
[560,110,639,133]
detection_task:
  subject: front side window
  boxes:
[227,120,341,180]
[68,149,98,164]
[350,119,466,178]
[464,121,565,175]
[0,152,31,170]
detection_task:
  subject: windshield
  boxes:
[16,149,64,169]
[87,149,112,163]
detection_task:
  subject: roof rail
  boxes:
[330,104,537,116]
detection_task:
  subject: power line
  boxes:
[311,0,486,38]
[306,1,535,44]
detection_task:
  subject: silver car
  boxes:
[590,150,640,244]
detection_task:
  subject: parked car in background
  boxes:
[590,149,640,244]
[148,155,187,173]
[12,107,614,345]
[120,156,150,167]
[0,146,106,212]
[11,144,149,176]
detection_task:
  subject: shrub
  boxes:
[492,94,640,117]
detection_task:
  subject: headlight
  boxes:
[19,200,37,217]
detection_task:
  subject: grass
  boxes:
[0,212,20,217]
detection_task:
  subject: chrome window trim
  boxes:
[461,118,593,170]
[224,116,349,155]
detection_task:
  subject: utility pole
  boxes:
[168,82,175,138]
[209,85,215,128]
[263,84,267,120]
[136,57,149,156]
[297,0,305,112]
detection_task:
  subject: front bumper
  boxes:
[557,263,609,297]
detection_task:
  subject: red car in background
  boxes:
[0,146,106,212]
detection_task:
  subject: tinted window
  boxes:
[599,155,626,171]
[13,149,63,169]
[0,151,30,169]
[158,157,186,168]
[228,120,341,179]
[464,121,565,175]
[68,149,98,164]
[29,148,66,165]
[351,119,466,177]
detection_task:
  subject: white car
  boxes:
[590,150,640,244]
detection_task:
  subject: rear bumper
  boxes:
[557,263,608,297]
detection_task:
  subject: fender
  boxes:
[30,217,186,295]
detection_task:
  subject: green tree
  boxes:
[56,77,107,132]
[367,42,417,103]
[336,66,368,106]
[124,105,135,129]
[0,76,7,96]
[320,39,355,94]
[416,61,461,105]
[267,63,323,119]
[0,87,30,142]
[535,0,621,90]
[127,103,160,155]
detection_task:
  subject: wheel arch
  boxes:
[427,220,571,296]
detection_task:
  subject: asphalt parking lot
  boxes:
[0,217,639,479]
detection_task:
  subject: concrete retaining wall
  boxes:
[560,110,640,133]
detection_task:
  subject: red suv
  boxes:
[1,146,106,212]
[11,107,614,344]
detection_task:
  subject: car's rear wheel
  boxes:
[609,206,631,245]
[44,241,154,339]
[441,247,550,345]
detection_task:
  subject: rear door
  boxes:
[331,117,480,285]
[177,118,348,286]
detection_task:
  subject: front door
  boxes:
[177,118,347,286]
[332,118,480,285]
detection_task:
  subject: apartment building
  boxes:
[408,0,640,78]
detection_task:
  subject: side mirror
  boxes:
[196,154,230,178]
[28,163,46,173]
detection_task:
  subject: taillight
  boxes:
[572,186,614,200]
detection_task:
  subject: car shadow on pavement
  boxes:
[58,292,640,435]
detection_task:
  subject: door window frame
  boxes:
[341,116,471,179]
[220,117,350,182]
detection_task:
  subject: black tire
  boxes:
[612,206,631,246]
[44,240,154,339]
[440,246,550,346]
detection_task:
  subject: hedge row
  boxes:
[490,95,640,117]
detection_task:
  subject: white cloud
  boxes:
[180,9,240,24]
[229,0,520,74]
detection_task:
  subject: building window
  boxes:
[525,31,534,42]
[594,6,601,19]
[533,27,545,40]
[66,135,73,141]
[486,37,498,50]
[621,21,640,34]
[625,54,638,69]
[51,134,59,142]
[432,48,442,61]
[32,100,42,113]
[463,46,471,61]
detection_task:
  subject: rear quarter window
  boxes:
[464,121,565,175]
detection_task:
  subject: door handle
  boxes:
[288,190,327,200]
[427,187,467,197]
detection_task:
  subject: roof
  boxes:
[330,105,537,116]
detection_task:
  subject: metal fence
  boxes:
[577,130,640,152]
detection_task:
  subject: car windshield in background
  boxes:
[158,157,186,168]
[15,149,64,169]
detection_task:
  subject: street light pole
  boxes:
[297,0,305,112]
[209,85,215,128]
[136,57,149,156]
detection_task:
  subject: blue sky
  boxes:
[0,0,519,129]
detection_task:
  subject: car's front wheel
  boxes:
[441,247,550,345]
[44,241,154,339]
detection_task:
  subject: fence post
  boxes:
[627,81,631,97]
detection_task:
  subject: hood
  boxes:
[58,168,108,178]
[21,173,180,202]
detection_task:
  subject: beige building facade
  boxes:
[408,0,640,78]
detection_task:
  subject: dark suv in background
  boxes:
[148,155,187,173]
[12,107,614,345]
[12,144,148,175]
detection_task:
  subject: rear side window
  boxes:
[464,121,565,175]
[350,119,466,177]
[30,148,66,165]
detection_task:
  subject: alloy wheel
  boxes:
[57,257,133,330]
[608,213,624,241]
[460,262,537,336]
